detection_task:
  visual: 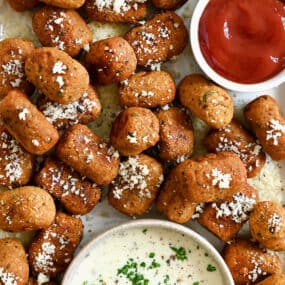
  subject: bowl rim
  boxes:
[62,219,235,285]
[190,0,285,93]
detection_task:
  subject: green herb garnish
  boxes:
[202,89,218,105]
[142,228,148,234]
[149,252,155,258]
[170,246,187,261]
[193,282,200,285]
[163,275,170,284]
[207,264,217,272]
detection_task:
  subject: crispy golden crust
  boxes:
[159,152,247,205]
[39,0,85,9]
[33,6,92,57]
[25,47,89,104]
[125,12,188,67]
[0,238,29,285]
[256,274,285,285]
[7,0,38,11]
[56,124,120,185]
[157,107,194,161]
[223,239,282,285]
[204,121,266,178]
[110,107,160,156]
[85,37,137,85]
[29,212,83,276]
[37,84,101,130]
[35,158,101,215]
[0,186,56,232]
[249,201,285,251]
[84,0,147,23]
[118,71,176,108]
[156,168,197,224]
[178,74,233,128]
[0,126,34,187]
[108,154,163,216]
[244,95,285,161]
[151,0,187,10]
[0,90,59,155]
[198,185,258,242]
[0,38,35,98]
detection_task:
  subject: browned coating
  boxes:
[85,37,137,85]
[198,185,258,242]
[39,0,85,9]
[110,107,160,156]
[0,90,59,155]
[244,95,285,161]
[108,154,163,216]
[223,239,282,285]
[118,71,176,108]
[56,124,120,185]
[157,152,247,204]
[7,0,38,11]
[178,74,233,128]
[32,6,92,57]
[157,107,194,161]
[35,158,101,215]
[84,0,147,23]
[256,274,285,285]
[0,38,35,98]
[0,238,29,285]
[29,212,83,276]
[25,47,89,104]
[125,12,188,67]
[249,201,285,251]
[204,120,266,178]
[152,0,187,10]
[156,167,198,224]
[0,186,56,232]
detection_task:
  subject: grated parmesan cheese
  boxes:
[92,0,147,14]
[268,213,282,233]
[0,267,19,285]
[266,119,285,146]
[112,156,154,199]
[126,132,138,144]
[18,108,29,121]
[208,168,232,189]
[212,192,256,223]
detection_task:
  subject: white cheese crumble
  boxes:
[192,203,205,220]
[126,131,138,144]
[37,273,50,285]
[1,57,25,88]
[266,119,285,145]
[32,139,40,147]
[93,0,147,14]
[212,192,256,223]
[0,131,25,184]
[0,267,19,285]
[247,253,267,282]
[52,61,67,74]
[112,156,155,199]
[268,213,282,233]
[134,90,154,97]
[34,242,56,272]
[18,108,29,120]
[45,11,67,51]
[208,168,232,189]
[40,91,97,129]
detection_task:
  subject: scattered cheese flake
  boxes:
[18,108,29,120]
[268,213,282,233]
[210,168,232,189]
[266,119,285,145]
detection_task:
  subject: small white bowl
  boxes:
[63,219,234,285]
[190,0,285,93]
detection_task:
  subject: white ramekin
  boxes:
[190,0,285,92]
[62,219,234,285]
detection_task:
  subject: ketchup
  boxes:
[199,0,285,84]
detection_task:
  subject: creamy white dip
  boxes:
[70,226,226,285]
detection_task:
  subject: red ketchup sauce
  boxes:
[199,0,285,84]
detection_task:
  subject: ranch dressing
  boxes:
[71,227,226,285]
